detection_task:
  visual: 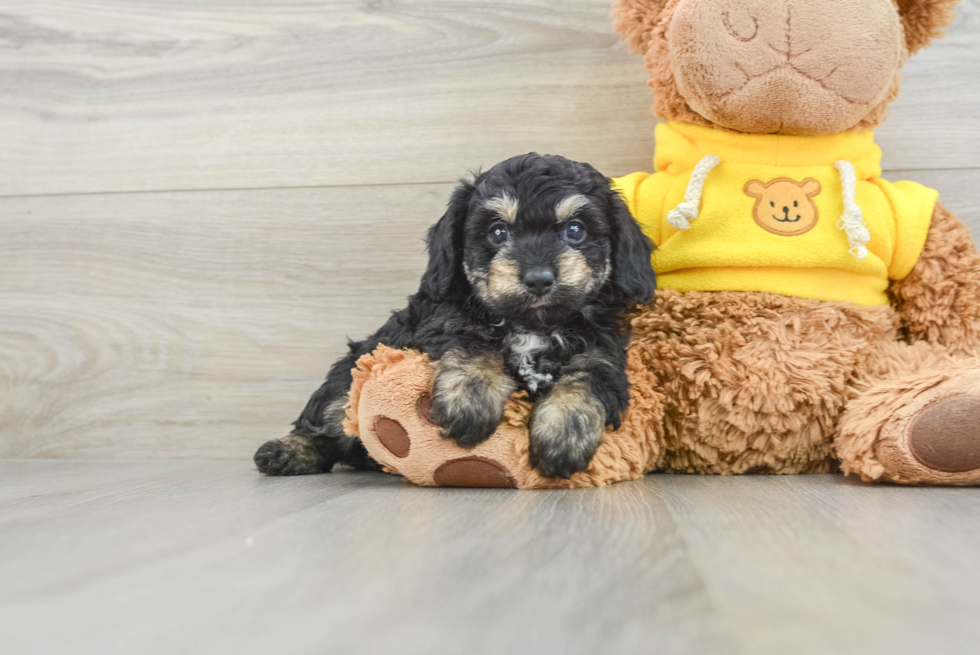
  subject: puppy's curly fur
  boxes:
[254,153,655,479]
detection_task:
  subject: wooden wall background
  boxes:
[1,0,978,459]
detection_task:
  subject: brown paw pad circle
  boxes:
[433,457,517,488]
[909,396,980,473]
[374,416,410,458]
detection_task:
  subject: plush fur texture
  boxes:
[895,0,962,53]
[889,202,980,355]
[255,153,655,479]
[630,290,895,474]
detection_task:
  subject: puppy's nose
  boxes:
[523,267,555,297]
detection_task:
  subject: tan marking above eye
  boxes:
[484,194,519,223]
[555,194,590,222]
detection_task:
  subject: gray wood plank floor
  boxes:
[2,460,979,655]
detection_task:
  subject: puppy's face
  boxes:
[463,187,609,324]
[420,154,656,327]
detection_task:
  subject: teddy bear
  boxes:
[344,0,980,488]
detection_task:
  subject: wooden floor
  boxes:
[1,460,979,655]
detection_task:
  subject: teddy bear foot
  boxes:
[907,396,980,477]
[838,366,980,485]
[374,391,518,488]
[344,345,529,488]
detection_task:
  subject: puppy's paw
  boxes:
[528,375,605,479]
[254,434,324,476]
[429,350,517,448]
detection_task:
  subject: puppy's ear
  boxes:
[896,0,960,54]
[419,179,474,301]
[608,190,656,305]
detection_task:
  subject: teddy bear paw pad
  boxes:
[909,395,980,473]
[373,416,410,458]
[433,457,517,488]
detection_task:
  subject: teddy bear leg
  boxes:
[345,345,663,489]
[836,343,980,485]
[343,346,535,488]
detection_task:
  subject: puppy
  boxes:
[254,153,655,479]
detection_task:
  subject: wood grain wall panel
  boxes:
[0,183,451,458]
[0,1,977,197]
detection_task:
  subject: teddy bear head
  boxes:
[612,0,961,136]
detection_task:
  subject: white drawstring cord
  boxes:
[667,154,721,230]
[835,160,870,260]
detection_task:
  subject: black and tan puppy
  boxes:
[255,153,655,479]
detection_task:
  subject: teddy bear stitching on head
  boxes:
[613,0,960,136]
[346,0,980,488]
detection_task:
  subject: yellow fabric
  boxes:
[612,122,940,306]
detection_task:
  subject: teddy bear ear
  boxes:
[744,180,766,198]
[611,0,671,53]
[895,0,961,54]
[801,179,822,197]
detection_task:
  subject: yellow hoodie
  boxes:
[612,122,939,306]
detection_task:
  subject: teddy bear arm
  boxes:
[888,202,980,355]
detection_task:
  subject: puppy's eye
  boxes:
[562,220,587,244]
[488,223,510,246]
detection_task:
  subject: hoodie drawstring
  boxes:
[666,154,720,230]
[667,155,870,260]
[834,160,870,260]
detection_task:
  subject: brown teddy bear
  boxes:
[346,0,980,488]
